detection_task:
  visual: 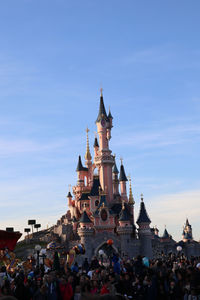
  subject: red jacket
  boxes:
[100,285,109,295]
[59,282,73,300]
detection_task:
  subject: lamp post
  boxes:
[28,220,36,235]
[34,224,41,232]
[35,244,42,267]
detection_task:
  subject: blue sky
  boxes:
[0,0,200,241]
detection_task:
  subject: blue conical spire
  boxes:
[136,195,151,224]
[96,89,108,123]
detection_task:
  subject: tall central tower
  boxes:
[94,90,114,203]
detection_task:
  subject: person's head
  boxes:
[125,273,130,281]
[60,276,67,285]
[46,274,53,284]
[108,274,115,283]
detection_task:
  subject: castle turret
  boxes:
[67,190,72,207]
[119,159,128,202]
[94,89,114,202]
[182,218,193,242]
[117,202,133,257]
[78,210,94,259]
[137,194,153,259]
[76,155,88,187]
[161,228,170,241]
[112,156,119,196]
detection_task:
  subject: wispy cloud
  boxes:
[146,189,200,241]
[112,123,200,150]
[120,44,200,70]
[0,138,68,156]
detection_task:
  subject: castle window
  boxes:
[101,209,108,221]
[95,200,99,207]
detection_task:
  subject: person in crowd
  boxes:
[1,250,200,300]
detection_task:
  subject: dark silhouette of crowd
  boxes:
[0,253,200,300]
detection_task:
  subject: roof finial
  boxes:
[100,87,103,97]
[68,184,71,192]
[141,193,144,202]
[120,157,123,165]
[128,175,135,205]
[85,127,92,161]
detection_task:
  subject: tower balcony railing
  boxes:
[117,225,133,234]
[77,227,94,235]
[94,155,114,164]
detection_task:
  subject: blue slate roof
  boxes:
[67,191,72,198]
[79,193,90,201]
[94,195,115,216]
[136,201,151,224]
[119,164,128,181]
[119,205,130,221]
[112,161,119,174]
[79,210,92,223]
[96,95,109,123]
[162,228,170,239]
[90,176,101,196]
[94,137,99,147]
[108,108,113,119]
[76,155,88,172]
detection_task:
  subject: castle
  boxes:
[54,91,200,260]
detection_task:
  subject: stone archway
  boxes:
[95,241,118,257]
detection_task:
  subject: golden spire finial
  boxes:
[128,175,135,205]
[100,87,103,97]
[85,127,92,161]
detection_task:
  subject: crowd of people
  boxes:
[0,252,200,300]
